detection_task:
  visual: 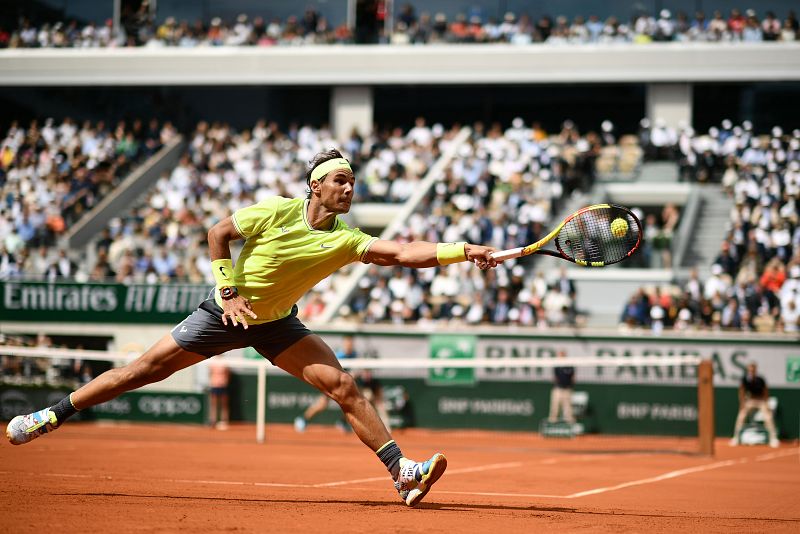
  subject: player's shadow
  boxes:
[60,492,576,513]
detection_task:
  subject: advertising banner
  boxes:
[1,281,209,324]
[0,387,205,424]
[91,391,206,423]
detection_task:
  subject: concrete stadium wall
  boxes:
[1,44,798,86]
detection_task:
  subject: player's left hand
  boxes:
[465,244,499,270]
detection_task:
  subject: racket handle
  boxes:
[490,247,525,261]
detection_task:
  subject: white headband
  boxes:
[310,158,352,182]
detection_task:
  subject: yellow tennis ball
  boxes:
[610,217,628,238]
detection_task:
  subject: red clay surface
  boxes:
[1,422,798,533]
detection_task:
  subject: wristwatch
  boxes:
[219,286,238,300]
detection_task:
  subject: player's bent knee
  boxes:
[328,372,360,406]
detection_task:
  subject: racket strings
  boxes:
[556,207,640,264]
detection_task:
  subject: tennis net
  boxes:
[0,345,713,454]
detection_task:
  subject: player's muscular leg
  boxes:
[274,334,392,451]
[70,334,207,410]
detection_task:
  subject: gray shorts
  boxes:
[171,298,312,363]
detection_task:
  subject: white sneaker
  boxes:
[394,453,447,507]
[293,416,306,433]
[728,438,739,446]
[769,439,779,448]
[6,408,59,445]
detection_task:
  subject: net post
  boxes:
[256,363,267,444]
[697,359,715,456]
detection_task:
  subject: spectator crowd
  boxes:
[0,118,174,280]
[2,6,798,49]
[621,121,800,333]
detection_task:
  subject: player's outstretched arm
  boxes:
[363,239,499,270]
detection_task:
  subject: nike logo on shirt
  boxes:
[320,244,334,249]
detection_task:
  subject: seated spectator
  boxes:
[7,8,800,48]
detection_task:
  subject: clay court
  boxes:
[1,422,797,533]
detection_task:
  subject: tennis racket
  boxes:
[490,204,643,267]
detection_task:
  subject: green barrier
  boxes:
[90,391,206,423]
[0,386,206,424]
[228,374,800,438]
[0,385,74,421]
[2,379,797,438]
[0,281,210,324]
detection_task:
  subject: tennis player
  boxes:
[6,149,499,507]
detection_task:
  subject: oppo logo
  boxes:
[138,396,202,416]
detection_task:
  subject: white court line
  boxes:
[435,448,800,501]
[436,490,566,499]
[446,462,523,476]
[566,458,747,498]
[254,482,314,488]
[10,448,797,501]
[753,449,798,463]
[312,475,390,488]
[313,462,522,488]
[566,447,800,499]
[171,479,247,486]
[171,479,337,489]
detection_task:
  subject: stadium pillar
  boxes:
[331,86,374,144]
[646,83,693,130]
[697,359,715,456]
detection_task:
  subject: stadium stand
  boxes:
[3,7,798,48]
[621,122,799,333]
[0,118,175,279]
